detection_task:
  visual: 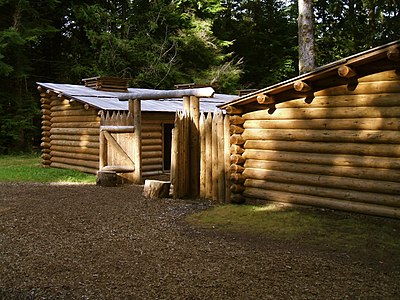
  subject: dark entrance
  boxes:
[163,123,174,171]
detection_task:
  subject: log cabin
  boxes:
[219,40,400,218]
[38,77,237,178]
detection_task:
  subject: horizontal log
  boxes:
[50,145,99,155]
[41,142,51,148]
[100,125,135,133]
[41,153,51,160]
[51,115,100,123]
[50,162,97,174]
[225,106,244,115]
[50,127,99,135]
[230,125,244,134]
[41,104,51,110]
[41,126,51,132]
[142,145,162,152]
[51,109,98,117]
[142,138,162,146]
[142,124,162,131]
[101,166,135,173]
[42,131,51,137]
[50,134,99,142]
[142,164,163,172]
[276,93,400,108]
[50,140,99,149]
[142,131,162,139]
[51,122,99,128]
[42,114,51,121]
[243,106,400,120]
[243,188,400,218]
[230,115,245,125]
[142,157,163,165]
[315,81,400,96]
[244,159,400,182]
[142,151,162,159]
[244,118,400,131]
[41,109,51,115]
[230,184,245,193]
[230,173,246,184]
[294,81,312,92]
[50,99,70,106]
[230,164,245,173]
[358,70,399,83]
[244,179,400,207]
[50,150,98,162]
[42,159,51,165]
[41,148,51,154]
[338,65,356,78]
[230,154,245,165]
[230,144,244,154]
[50,104,84,112]
[143,170,164,177]
[51,156,99,169]
[244,140,400,160]
[242,128,400,144]
[118,86,215,100]
[230,134,245,145]
[243,168,400,195]
[41,137,51,143]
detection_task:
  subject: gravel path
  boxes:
[1,182,399,299]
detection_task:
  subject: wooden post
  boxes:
[224,114,231,202]
[189,95,200,197]
[199,113,206,198]
[130,99,142,184]
[205,112,213,199]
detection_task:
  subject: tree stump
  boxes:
[143,180,171,199]
[96,171,119,187]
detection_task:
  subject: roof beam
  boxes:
[118,87,215,100]
[387,46,399,61]
[338,65,357,78]
[294,81,312,92]
[256,94,276,105]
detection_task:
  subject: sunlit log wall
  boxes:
[41,92,101,174]
[236,70,400,218]
[39,89,174,176]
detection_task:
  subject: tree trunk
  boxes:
[298,0,315,74]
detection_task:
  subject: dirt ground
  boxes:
[1,182,399,299]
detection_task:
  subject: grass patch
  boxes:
[0,154,96,184]
[187,203,400,260]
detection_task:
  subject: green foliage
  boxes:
[0,154,96,183]
[0,0,399,153]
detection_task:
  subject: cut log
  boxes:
[230,115,245,125]
[338,65,357,78]
[96,171,119,187]
[225,106,244,115]
[257,94,276,105]
[143,180,171,199]
[294,81,312,92]
[118,86,215,100]
[230,134,245,145]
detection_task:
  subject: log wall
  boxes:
[45,95,101,174]
[238,70,400,218]
[40,92,174,177]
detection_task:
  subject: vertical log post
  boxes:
[189,95,200,197]
[205,112,213,199]
[199,113,206,198]
[224,114,231,202]
[130,99,142,184]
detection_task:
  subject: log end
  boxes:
[143,179,171,199]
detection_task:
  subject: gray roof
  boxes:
[38,82,238,112]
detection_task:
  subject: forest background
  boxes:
[0,0,399,153]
